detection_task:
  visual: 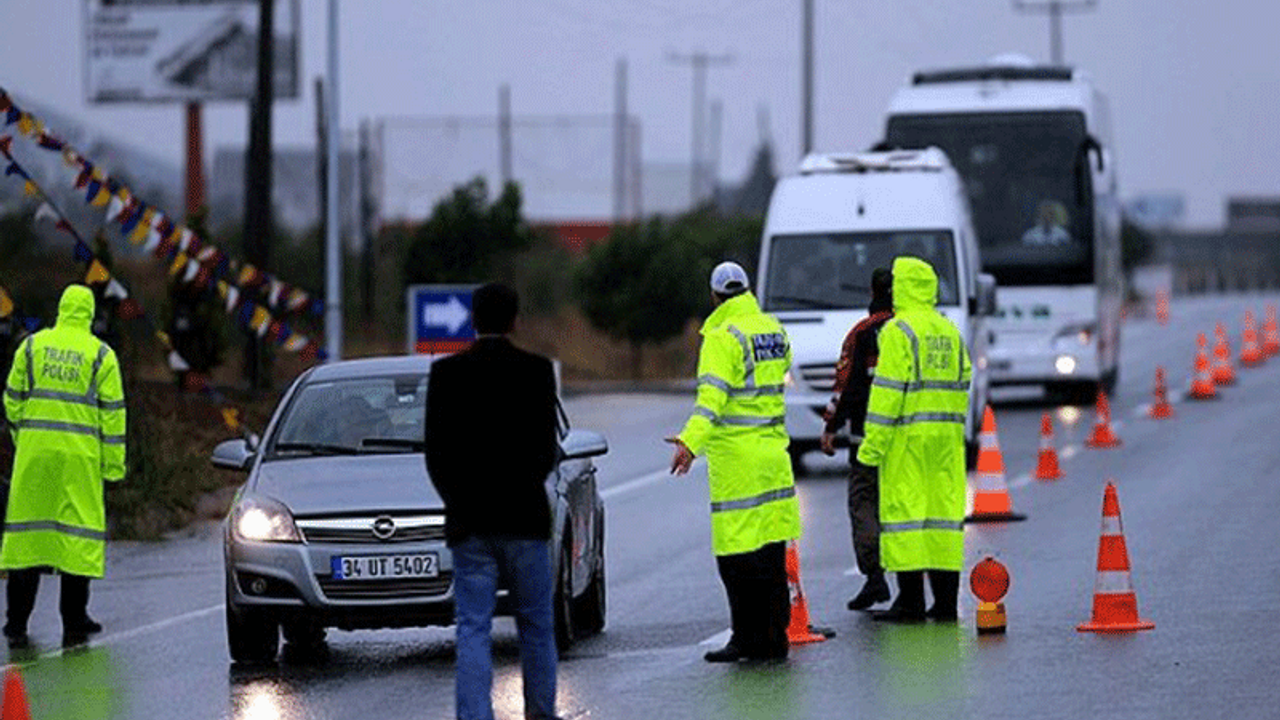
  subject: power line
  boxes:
[1013,0,1097,65]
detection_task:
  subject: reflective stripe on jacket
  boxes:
[678,292,802,556]
[2,285,125,577]
[857,257,970,572]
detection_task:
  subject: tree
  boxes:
[402,178,536,286]
[574,218,705,379]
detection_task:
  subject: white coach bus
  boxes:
[881,55,1122,400]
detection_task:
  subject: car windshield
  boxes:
[763,230,960,311]
[885,110,1093,286]
[270,374,427,456]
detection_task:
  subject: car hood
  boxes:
[251,454,443,517]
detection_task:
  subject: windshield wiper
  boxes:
[768,295,832,309]
[274,442,360,456]
[359,438,425,452]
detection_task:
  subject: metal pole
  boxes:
[1049,2,1063,64]
[184,102,204,218]
[801,0,813,157]
[499,84,512,186]
[692,54,706,205]
[325,0,342,362]
[613,57,628,223]
[1013,0,1095,65]
[668,51,733,209]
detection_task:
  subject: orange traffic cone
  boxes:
[2,667,31,720]
[1155,289,1169,325]
[1148,366,1174,419]
[1188,333,1217,400]
[1240,311,1264,367]
[1212,322,1236,385]
[966,406,1026,522]
[1078,481,1155,633]
[1084,388,1122,448]
[785,541,833,645]
[1263,304,1280,357]
[1034,411,1063,480]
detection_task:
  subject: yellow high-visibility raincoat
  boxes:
[678,292,802,556]
[2,285,125,577]
[857,257,970,572]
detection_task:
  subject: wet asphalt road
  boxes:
[5,292,1280,719]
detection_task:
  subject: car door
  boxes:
[555,402,598,598]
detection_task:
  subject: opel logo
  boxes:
[372,516,396,540]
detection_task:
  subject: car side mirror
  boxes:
[211,438,255,472]
[561,429,609,460]
[973,274,998,317]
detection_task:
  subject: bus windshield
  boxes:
[763,230,959,311]
[885,111,1092,286]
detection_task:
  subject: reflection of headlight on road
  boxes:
[234,682,286,720]
[1054,355,1077,375]
[233,497,301,543]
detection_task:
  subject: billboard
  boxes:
[84,0,300,103]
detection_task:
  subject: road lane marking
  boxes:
[601,468,672,500]
[698,628,731,647]
[26,603,223,661]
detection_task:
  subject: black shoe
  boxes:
[65,617,103,635]
[870,605,927,623]
[703,643,743,663]
[847,575,892,611]
[926,605,958,622]
[5,631,30,650]
[62,630,90,648]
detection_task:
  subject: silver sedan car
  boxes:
[212,355,608,664]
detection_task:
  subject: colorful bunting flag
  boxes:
[85,259,110,285]
[73,239,93,263]
[33,202,58,224]
[0,286,13,319]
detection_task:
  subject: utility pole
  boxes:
[243,0,274,389]
[498,84,512,186]
[613,57,628,223]
[667,50,734,207]
[325,0,342,362]
[801,0,814,158]
[1013,0,1097,65]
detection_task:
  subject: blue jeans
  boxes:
[451,537,558,720]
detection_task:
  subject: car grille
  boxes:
[798,363,837,393]
[295,515,446,545]
[317,573,453,600]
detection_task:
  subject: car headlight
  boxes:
[232,496,302,543]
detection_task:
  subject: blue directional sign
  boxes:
[406,284,477,355]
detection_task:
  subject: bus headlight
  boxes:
[1053,322,1096,349]
[1054,354,1078,375]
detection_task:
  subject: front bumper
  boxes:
[225,537,480,630]
[988,343,1101,386]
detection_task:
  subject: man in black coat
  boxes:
[424,282,562,720]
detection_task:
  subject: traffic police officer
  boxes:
[857,256,970,622]
[2,284,126,648]
[668,261,801,662]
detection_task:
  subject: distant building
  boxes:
[1226,197,1280,233]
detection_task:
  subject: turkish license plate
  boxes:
[331,553,439,580]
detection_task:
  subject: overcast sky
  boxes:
[3,0,1279,227]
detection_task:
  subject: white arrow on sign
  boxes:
[422,295,471,335]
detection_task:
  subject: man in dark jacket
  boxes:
[424,282,562,720]
[820,267,894,611]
